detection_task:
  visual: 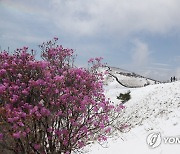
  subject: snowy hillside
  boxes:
[85,68,180,154]
[103,66,160,88]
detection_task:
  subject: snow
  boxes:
[85,67,180,154]
[104,66,159,88]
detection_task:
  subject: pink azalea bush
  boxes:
[0,38,123,153]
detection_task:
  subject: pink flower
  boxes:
[31,106,38,114]
[13,131,21,139]
[0,84,6,94]
[63,140,68,146]
[47,128,53,133]
[40,61,49,68]
[12,124,18,130]
[33,144,40,150]
[13,117,19,121]
[54,37,58,41]
[7,118,14,123]
[8,117,19,123]
[3,62,9,67]
[98,135,107,142]
[105,127,111,133]
[99,123,105,129]
[20,112,27,118]
[35,111,42,118]
[102,136,107,141]
[26,128,31,134]
[88,58,94,63]
[0,133,3,140]
[95,57,103,62]
[36,79,45,86]
[54,75,64,82]
[40,107,50,116]
[93,107,98,112]
[78,141,84,148]
[55,89,59,93]
[11,95,19,103]
[116,104,125,112]
[17,121,24,127]
[81,126,88,133]
[22,131,27,137]
[22,89,29,95]
[17,73,22,78]
[99,102,105,109]
[56,111,63,116]
[0,69,6,75]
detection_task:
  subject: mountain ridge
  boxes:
[102,66,161,88]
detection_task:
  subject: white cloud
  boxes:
[4,0,179,37]
[131,39,150,66]
[49,0,180,37]
[129,39,175,81]
[1,0,180,39]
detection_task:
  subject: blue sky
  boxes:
[0,0,180,81]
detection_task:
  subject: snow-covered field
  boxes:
[85,67,180,154]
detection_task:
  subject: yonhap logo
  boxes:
[147,132,162,148]
[147,132,180,148]
[164,136,180,144]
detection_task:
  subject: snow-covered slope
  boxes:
[103,66,160,88]
[85,68,180,154]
